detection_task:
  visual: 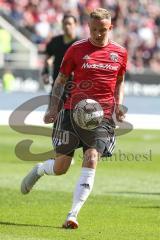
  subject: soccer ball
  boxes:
[73,99,104,130]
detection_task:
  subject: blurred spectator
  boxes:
[0,0,160,73]
[0,28,12,53]
[150,51,160,74]
[2,69,15,92]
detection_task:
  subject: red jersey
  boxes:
[60,39,127,118]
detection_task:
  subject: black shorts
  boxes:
[52,109,116,157]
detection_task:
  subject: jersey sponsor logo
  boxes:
[110,52,119,62]
[83,55,90,60]
[82,62,118,71]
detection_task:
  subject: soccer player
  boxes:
[21,8,127,229]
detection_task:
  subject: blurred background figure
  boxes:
[0,28,12,55]
[2,69,15,92]
[41,14,79,92]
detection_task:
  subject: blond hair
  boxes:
[90,8,111,20]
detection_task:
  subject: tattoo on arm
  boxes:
[53,82,64,97]
[52,72,68,96]
[50,72,69,110]
[58,72,69,83]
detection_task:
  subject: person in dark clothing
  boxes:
[41,14,79,102]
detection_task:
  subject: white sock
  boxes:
[69,167,96,218]
[37,159,55,176]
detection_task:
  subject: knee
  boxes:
[53,168,68,175]
[84,149,99,168]
[53,154,72,175]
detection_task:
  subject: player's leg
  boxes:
[63,120,116,229]
[70,126,116,218]
[21,109,77,194]
[63,148,101,229]
[21,153,73,194]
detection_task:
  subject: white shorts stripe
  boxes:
[107,134,116,155]
[52,109,64,146]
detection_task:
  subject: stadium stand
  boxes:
[0,0,159,72]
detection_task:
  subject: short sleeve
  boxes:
[59,46,76,76]
[118,50,128,76]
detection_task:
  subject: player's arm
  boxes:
[44,72,69,123]
[115,49,127,122]
[114,74,125,122]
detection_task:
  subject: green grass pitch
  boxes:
[0,126,160,240]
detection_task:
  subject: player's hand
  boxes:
[42,73,50,84]
[43,109,58,124]
[115,105,125,122]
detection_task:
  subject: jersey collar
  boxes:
[88,38,111,48]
